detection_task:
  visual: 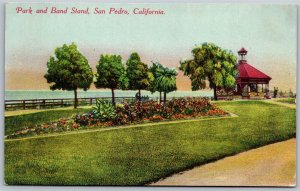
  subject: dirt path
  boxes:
[151,138,296,186]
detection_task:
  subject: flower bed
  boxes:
[6,98,229,139]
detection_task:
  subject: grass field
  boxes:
[4,101,296,185]
[275,98,296,105]
[5,107,92,135]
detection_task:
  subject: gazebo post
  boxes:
[265,83,270,98]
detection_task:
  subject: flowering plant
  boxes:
[7,97,229,139]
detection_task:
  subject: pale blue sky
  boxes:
[5,3,297,91]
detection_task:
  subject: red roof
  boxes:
[238,61,271,80]
[238,47,248,55]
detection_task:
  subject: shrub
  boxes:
[172,114,187,119]
[6,97,229,139]
[113,105,130,125]
[148,115,164,122]
[92,99,117,122]
[115,101,166,122]
[74,113,98,126]
[112,97,218,124]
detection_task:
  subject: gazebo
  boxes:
[235,48,272,99]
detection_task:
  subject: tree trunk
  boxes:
[111,88,115,106]
[163,91,167,105]
[159,91,162,103]
[138,89,141,101]
[74,87,78,109]
[213,85,218,101]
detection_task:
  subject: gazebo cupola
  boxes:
[238,47,248,63]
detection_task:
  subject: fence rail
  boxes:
[5,97,140,111]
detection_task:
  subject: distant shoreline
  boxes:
[5,90,213,100]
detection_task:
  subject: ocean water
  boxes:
[5,90,213,100]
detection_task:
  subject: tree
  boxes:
[149,62,165,102]
[149,62,177,103]
[289,89,294,98]
[279,90,284,97]
[94,54,128,106]
[180,43,238,100]
[126,52,153,101]
[44,43,93,109]
[156,67,177,104]
[273,87,279,98]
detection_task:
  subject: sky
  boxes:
[5,3,297,91]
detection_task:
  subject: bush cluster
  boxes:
[7,98,228,139]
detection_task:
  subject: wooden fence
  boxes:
[5,97,141,111]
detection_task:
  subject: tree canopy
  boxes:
[44,42,93,108]
[94,54,128,105]
[126,52,154,100]
[180,43,238,100]
[149,62,165,94]
[149,62,177,103]
[155,66,177,104]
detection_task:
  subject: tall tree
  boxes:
[180,43,238,100]
[44,43,93,109]
[156,67,177,104]
[94,54,128,105]
[149,62,165,102]
[126,52,153,101]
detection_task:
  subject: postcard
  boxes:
[4,3,297,186]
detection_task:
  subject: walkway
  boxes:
[151,138,296,186]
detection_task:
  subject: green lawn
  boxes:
[275,98,296,104]
[4,101,296,185]
[5,108,92,135]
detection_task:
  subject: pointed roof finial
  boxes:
[238,47,248,55]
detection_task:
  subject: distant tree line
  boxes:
[44,43,177,108]
[45,42,240,109]
[273,87,295,98]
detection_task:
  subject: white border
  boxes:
[0,0,299,191]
